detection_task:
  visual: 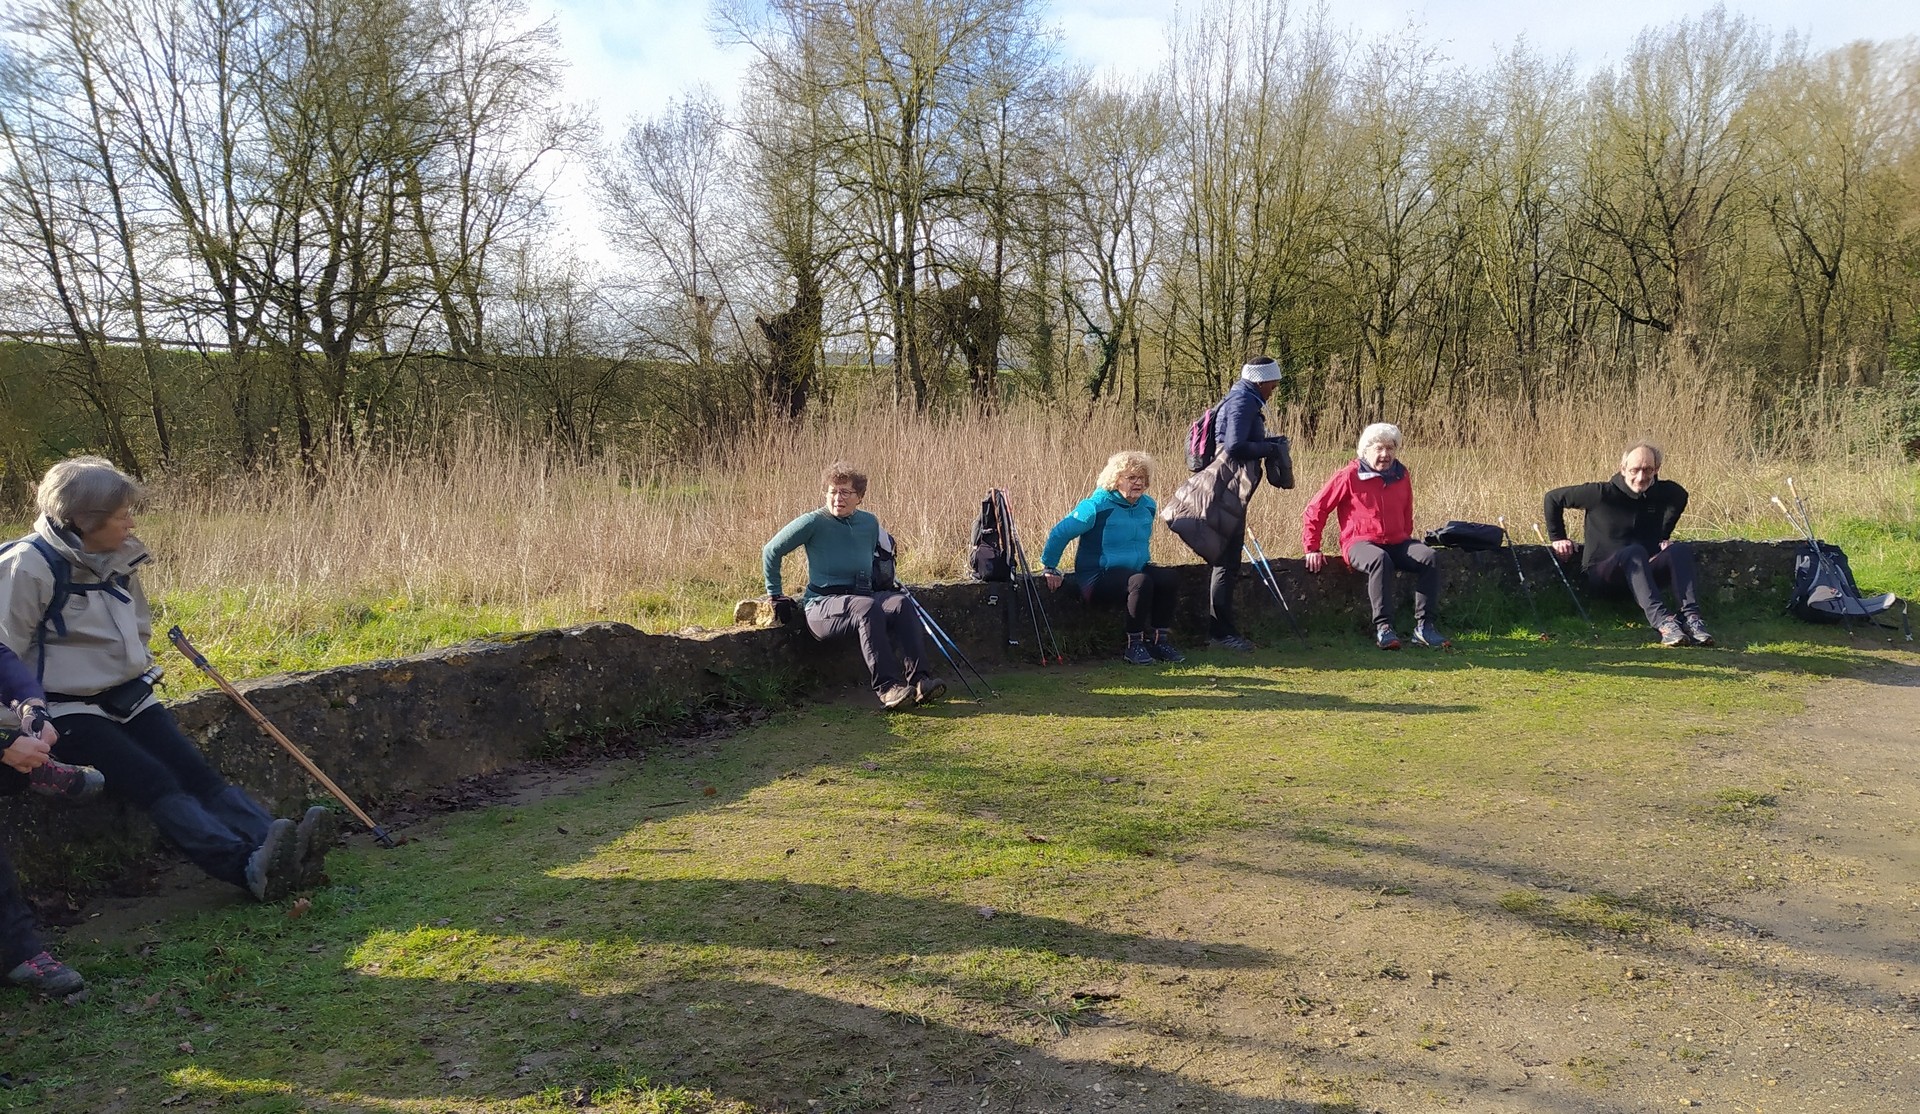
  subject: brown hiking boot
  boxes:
[913,677,947,705]
[879,684,915,710]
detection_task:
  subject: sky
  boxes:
[534,0,1919,260]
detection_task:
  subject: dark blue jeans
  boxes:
[52,706,274,889]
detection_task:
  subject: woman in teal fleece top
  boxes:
[1040,450,1183,664]
[763,461,943,710]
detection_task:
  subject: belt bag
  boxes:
[48,674,154,719]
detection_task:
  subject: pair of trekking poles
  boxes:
[1497,516,1596,638]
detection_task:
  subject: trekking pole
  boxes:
[1243,532,1306,639]
[997,489,1065,664]
[911,605,981,699]
[1531,524,1596,634]
[168,627,398,848]
[1497,516,1547,639]
[993,489,1051,663]
[905,592,996,698]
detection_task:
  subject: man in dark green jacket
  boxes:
[1543,442,1713,646]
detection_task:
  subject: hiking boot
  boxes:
[879,684,916,710]
[1410,621,1451,649]
[244,818,299,902]
[1654,616,1688,647]
[1207,633,1256,653]
[1375,625,1402,650]
[27,760,104,802]
[1148,631,1186,662]
[1681,613,1715,647]
[913,677,947,705]
[1122,637,1154,665]
[5,951,84,998]
[294,806,340,889]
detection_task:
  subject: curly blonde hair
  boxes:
[1096,450,1153,492]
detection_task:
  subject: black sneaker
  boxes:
[1655,617,1688,647]
[294,806,340,889]
[1207,633,1256,653]
[1148,634,1186,662]
[1122,638,1154,665]
[27,760,104,802]
[6,951,85,997]
[1681,614,1715,646]
[245,818,299,902]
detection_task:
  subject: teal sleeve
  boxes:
[762,512,816,596]
[1040,494,1101,570]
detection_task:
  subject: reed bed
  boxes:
[129,375,1913,673]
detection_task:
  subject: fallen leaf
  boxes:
[977,907,996,919]
[286,897,312,920]
[158,1093,190,1107]
[176,1041,195,1054]
[702,785,717,797]
[1023,832,1050,843]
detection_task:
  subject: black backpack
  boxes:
[874,528,899,592]
[969,493,1013,581]
[1422,520,1505,551]
[1,533,137,683]
[1788,541,1900,624]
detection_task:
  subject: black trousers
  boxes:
[1208,528,1245,638]
[52,706,275,888]
[805,591,930,694]
[1347,539,1440,628]
[1588,542,1700,625]
[1081,566,1179,635]
[0,769,44,970]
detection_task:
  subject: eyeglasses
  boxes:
[826,488,860,497]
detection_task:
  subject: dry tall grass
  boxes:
[136,374,1914,647]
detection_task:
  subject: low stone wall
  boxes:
[5,541,1799,891]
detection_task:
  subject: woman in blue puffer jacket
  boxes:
[1039,451,1183,664]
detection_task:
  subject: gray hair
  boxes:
[36,455,142,533]
[1620,441,1664,470]
[1357,422,1402,456]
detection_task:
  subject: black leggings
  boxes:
[1082,566,1179,635]
[52,706,274,888]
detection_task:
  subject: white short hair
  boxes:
[36,455,141,533]
[1357,423,1402,456]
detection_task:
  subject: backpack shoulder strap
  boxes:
[3,535,72,683]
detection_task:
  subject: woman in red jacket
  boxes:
[1301,422,1448,650]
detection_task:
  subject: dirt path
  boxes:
[1038,660,1920,1113]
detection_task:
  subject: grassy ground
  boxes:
[5,612,1911,1112]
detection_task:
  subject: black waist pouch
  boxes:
[49,675,154,718]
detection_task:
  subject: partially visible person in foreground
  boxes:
[2,643,90,999]
[763,462,945,710]
[1301,423,1448,650]
[0,456,334,903]
[1040,451,1183,665]
[1543,442,1713,646]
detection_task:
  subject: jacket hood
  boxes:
[1608,473,1648,500]
[33,514,151,580]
